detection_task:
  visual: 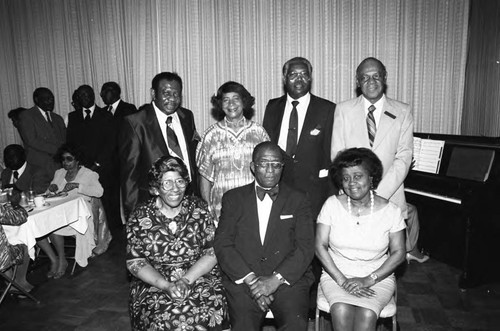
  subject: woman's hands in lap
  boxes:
[342,277,376,298]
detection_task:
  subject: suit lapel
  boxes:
[262,185,287,247]
[145,105,169,153]
[373,98,399,149]
[269,96,287,142]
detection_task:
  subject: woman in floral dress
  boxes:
[196,81,269,222]
[126,156,228,330]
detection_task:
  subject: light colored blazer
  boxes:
[331,95,413,217]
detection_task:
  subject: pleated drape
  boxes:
[0,0,469,150]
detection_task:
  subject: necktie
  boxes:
[107,105,113,114]
[286,101,299,156]
[256,185,279,201]
[44,111,53,126]
[367,105,377,147]
[166,116,184,160]
[84,109,91,122]
[13,170,19,183]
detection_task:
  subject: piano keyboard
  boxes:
[404,188,462,205]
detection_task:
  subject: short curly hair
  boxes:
[331,148,383,189]
[54,143,85,165]
[148,156,190,193]
[211,81,255,121]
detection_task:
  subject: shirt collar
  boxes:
[362,94,385,112]
[152,102,179,124]
[109,99,121,113]
[16,162,27,176]
[286,92,311,107]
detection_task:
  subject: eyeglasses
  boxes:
[161,178,188,190]
[254,161,284,170]
[62,156,75,162]
[357,73,384,84]
[287,72,311,81]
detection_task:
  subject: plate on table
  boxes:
[34,202,51,210]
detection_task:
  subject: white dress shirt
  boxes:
[152,103,192,179]
[10,162,27,184]
[82,104,96,119]
[277,93,311,151]
[108,99,121,115]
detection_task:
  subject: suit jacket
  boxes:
[119,104,199,218]
[67,106,115,185]
[263,94,336,217]
[113,100,138,119]
[17,106,66,184]
[1,164,50,194]
[331,95,413,217]
[214,182,314,287]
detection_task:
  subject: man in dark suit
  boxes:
[1,144,49,194]
[100,81,138,226]
[18,87,66,189]
[263,57,336,218]
[100,81,138,118]
[119,72,200,219]
[215,142,314,331]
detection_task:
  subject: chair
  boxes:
[1,262,40,306]
[314,285,397,331]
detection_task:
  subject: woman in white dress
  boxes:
[315,148,406,330]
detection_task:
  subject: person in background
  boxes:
[215,142,314,331]
[0,203,32,293]
[8,107,27,131]
[126,156,228,330]
[316,148,406,331]
[17,87,66,190]
[100,81,138,228]
[331,57,428,263]
[196,81,269,222]
[120,72,200,219]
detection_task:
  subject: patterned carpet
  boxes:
[1,226,499,330]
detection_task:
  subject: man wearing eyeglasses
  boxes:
[215,142,315,331]
[331,58,425,261]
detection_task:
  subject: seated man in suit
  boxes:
[1,144,49,195]
[214,142,315,331]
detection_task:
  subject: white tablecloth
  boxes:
[2,195,94,267]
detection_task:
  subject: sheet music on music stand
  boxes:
[413,137,445,174]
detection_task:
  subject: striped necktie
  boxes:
[367,105,376,147]
[166,116,184,160]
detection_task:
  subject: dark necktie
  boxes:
[166,116,184,160]
[286,101,299,156]
[256,185,279,201]
[13,170,19,183]
[44,111,53,126]
[84,109,91,122]
[367,105,377,147]
[107,105,113,114]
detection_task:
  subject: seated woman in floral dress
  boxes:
[126,156,228,330]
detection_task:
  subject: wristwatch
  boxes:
[273,272,286,284]
[369,273,378,282]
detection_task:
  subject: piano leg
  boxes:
[459,216,471,290]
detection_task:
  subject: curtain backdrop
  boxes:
[0,0,470,151]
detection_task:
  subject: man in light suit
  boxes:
[331,57,428,261]
[215,142,315,331]
[18,87,66,189]
[119,72,200,219]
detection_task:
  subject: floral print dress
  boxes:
[126,196,228,331]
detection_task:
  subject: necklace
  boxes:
[224,117,247,171]
[347,190,374,225]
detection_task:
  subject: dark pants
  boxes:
[225,277,311,331]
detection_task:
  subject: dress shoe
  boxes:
[406,252,430,264]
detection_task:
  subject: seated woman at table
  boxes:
[0,202,32,292]
[126,156,228,331]
[315,148,406,331]
[38,143,105,278]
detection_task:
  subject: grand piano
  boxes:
[404,133,500,288]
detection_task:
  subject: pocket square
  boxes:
[310,128,321,136]
[280,214,293,220]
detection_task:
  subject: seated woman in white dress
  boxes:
[315,148,406,331]
[41,144,105,278]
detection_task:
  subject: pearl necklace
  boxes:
[347,190,374,224]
